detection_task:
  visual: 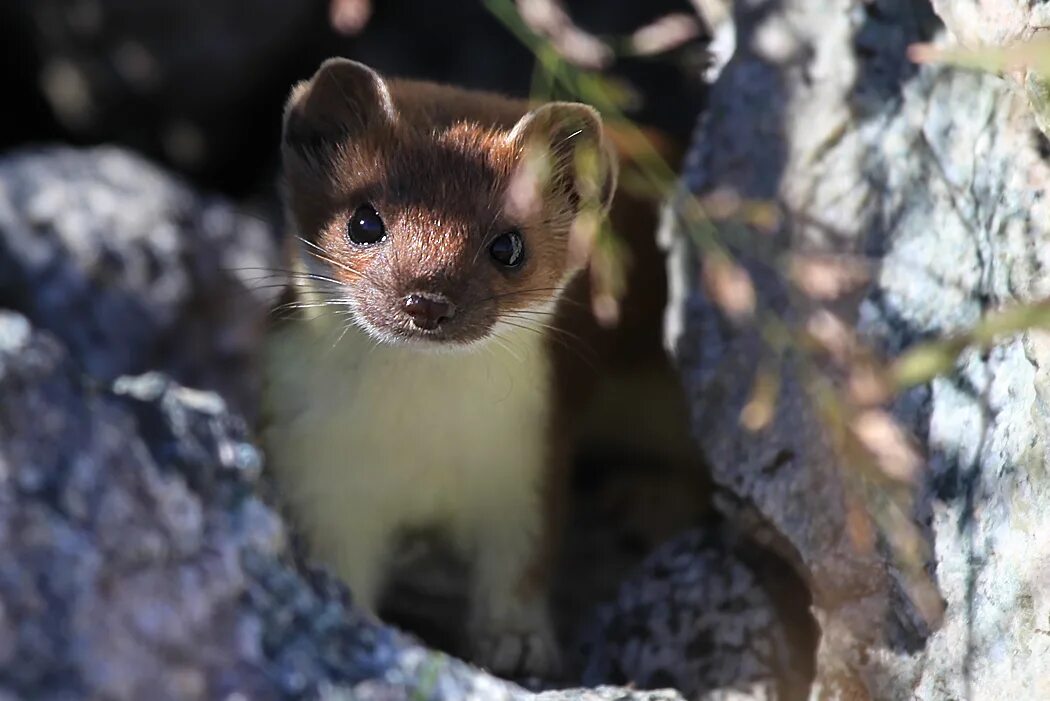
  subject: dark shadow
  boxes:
[0,0,705,197]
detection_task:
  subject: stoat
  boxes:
[262,57,691,678]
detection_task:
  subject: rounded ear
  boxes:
[508,102,618,215]
[282,58,397,158]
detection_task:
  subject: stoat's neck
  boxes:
[267,284,554,421]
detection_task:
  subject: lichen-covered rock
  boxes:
[580,529,812,700]
[0,309,685,701]
[669,0,1050,697]
[0,312,280,700]
[927,0,1050,135]
[0,146,278,418]
[930,0,1050,47]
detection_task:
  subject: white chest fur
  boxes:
[262,312,553,610]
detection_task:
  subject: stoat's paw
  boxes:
[472,629,559,679]
[470,616,560,679]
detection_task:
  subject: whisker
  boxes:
[269,300,356,320]
[477,287,589,312]
[272,298,356,309]
[473,215,507,266]
[556,128,585,148]
[296,237,388,290]
[489,329,523,363]
[234,267,347,287]
[297,240,400,297]
[300,246,359,278]
[503,307,559,318]
[328,317,357,354]
[297,235,402,297]
[242,278,345,296]
[499,315,599,370]
[472,186,511,266]
[476,287,566,304]
[501,312,586,346]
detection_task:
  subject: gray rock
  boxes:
[0,308,683,701]
[928,0,1050,135]
[0,146,278,418]
[669,0,1050,696]
[580,529,812,700]
[0,310,279,700]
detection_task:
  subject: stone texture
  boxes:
[928,0,1050,135]
[580,529,812,700]
[929,0,1050,48]
[668,0,1050,696]
[0,146,278,418]
[0,309,688,701]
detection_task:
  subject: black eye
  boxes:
[489,231,525,268]
[347,203,386,245]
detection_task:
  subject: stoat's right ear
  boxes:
[282,58,397,157]
[507,102,618,216]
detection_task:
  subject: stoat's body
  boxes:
[265,318,556,670]
[262,58,687,677]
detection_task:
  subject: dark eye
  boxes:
[489,230,525,268]
[347,203,386,246]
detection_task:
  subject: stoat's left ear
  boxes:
[508,102,618,215]
[282,58,397,160]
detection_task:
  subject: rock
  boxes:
[0,146,278,418]
[927,0,1050,136]
[580,529,813,700]
[668,0,1050,696]
[0,308,684,701]
[0,310,278,700]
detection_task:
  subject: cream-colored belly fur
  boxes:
[262,314,552,633]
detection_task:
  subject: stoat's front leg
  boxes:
[465,458,565,678]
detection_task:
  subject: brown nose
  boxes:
[402,293,455,330]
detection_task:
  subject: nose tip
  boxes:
[402,293,455,330]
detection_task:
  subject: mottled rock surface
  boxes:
[668,0,1050,696]
[0,146,696,701]
[928,0,1050,135]
[0,309,687,701]
[0,146,278,418]
[580,529,813,700]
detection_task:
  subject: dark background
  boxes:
[1,0,707,197]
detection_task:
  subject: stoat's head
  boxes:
[280,58,617,349]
